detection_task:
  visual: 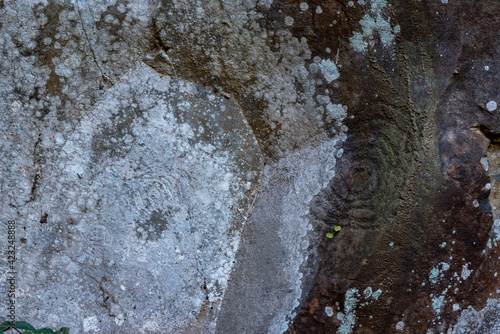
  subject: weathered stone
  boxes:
[2,0,500,333]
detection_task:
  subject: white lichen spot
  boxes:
[104,14,115,23]
[142,320,159,331]
[284,16,294,26]
[325,306,334,317]
[114,314,125,326]
[389,241,394,247]
[117,4,126,13]
[472,199,479,208]
[461,263,472,280]
[485,65,490,71]
[486,100,497,111]
[300,2,309,11]
[337,312,345,321]
[349,0,400,52]
[441,0,448,3]
[326,103,347,122]
[69,53,82,69]
[363,287,373,298]
[43,37,52,45]
[430,262,451,284]
[492,219,500,242]
[429,267,440,284]
[440,242,446,248]
[338,289,359,334]
[486,183,491,190]
[396,321,405,330]
[348,1,355,7]
[55,63,73,78]
[432,295,445,314]
[258,0,273,7]
[453,303,460,311]
[316,6,323,14]
[54,133,65,145]
[319,59,340,82]
[371,289,382,300]
[481,157,489,170]
[83,316,99,332]
[10,100,22,113]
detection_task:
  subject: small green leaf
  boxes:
[326,232,334,238]
[334,225,341,232]
[0,321,13,331]
[12,322,36,331]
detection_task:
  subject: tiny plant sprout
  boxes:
[326,225,341,238]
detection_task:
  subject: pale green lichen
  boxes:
[429,267,440,283]
[371,289,382,300]
[429,262,450,284]
[432,295,445,314]
[326,103,348,123]
[349,0,400,52]
[318,59,339,83]
[338,288,360,334]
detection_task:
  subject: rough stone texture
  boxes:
[216,135,341,333]
[2,0,500,333]
[18,64,262,333]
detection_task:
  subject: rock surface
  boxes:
[1,0,500,333]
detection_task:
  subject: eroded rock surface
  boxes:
[1,0,500,333]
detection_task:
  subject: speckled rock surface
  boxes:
[2,0,500,333]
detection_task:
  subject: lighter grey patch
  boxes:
[318,59,339,82]
[55,63,73,78]
[349,0,400,52]
[487,100,497,112]
[285,16,294,26]
[432,295,445,313]
[338,288,360,334]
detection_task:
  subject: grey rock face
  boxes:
[0,1,269,331]
[17,64,262,332]
[2,55,264,333]
[1,0,336,332]
[4,0,500,333]
[216,136,342,333]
